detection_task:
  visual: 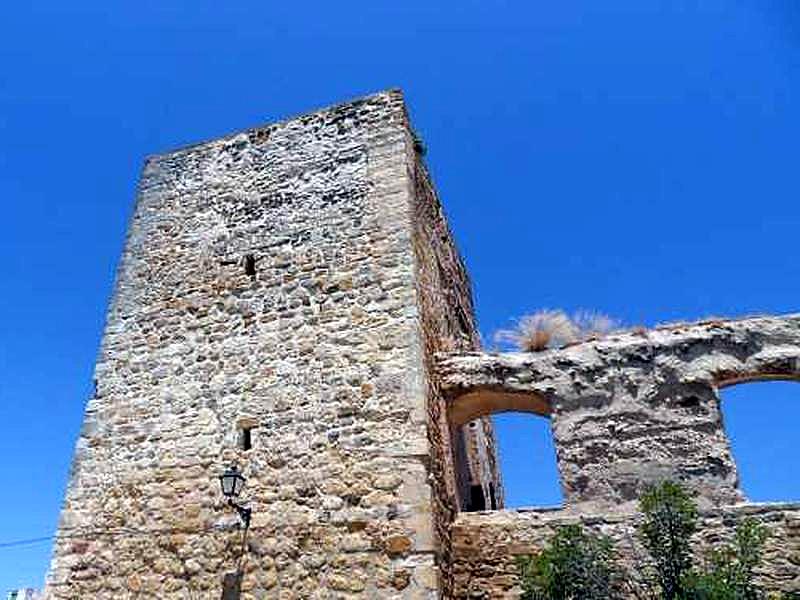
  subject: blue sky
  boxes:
[1,0,799,591]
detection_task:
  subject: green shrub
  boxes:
[517,524,620,600]
[638,482,776,600]
[514,482,787,599]
[689,518,770,600]
[639,481,699,599]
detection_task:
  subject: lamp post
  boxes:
[219,465,252,528]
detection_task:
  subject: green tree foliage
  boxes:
[516,483,793,599]
[638,482,780,600]
[689,518,771,600]
[517,524,620,600]
[639,481,699,599]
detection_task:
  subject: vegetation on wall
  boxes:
[688,518,772,600]
[493,309,622,352]
[638,481,698,599]
[494,309,579,351]
[516,524,618,600]
[517,482,796,600]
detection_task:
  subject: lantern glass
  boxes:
[219,465,246,499]
[233,473,245,496]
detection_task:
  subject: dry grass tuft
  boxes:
[494,310,579,352]
[494,309,626,352]
[573,310,622,339]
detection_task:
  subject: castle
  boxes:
[46,90,800,598]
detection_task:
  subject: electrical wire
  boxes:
[0,521,253,550]
[0,536,53,549]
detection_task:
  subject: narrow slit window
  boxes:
[243,254,256,278]
[468,484,486,511]
[239,426,253,451]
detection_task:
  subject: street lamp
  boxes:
[219,465,252,528]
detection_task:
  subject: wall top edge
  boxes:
[142,87,405,163]
[454,500,800,526]
[439,312,800,363]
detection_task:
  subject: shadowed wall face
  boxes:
[44,91,499,599]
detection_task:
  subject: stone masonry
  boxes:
[441,314,800,596]
[452,503,800,597]
[45,90,499,599]
[46,91,799,598]
[440,314,800,511]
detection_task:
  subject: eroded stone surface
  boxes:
[439,315,800,509]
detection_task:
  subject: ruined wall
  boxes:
[439,315,800,512]
[441,314,800,597]
[45,90,502,599]
[452,503,800,597]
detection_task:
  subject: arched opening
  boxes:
[719,380,800,502]
[493,412,563,508]
[449,389,562,511]
[448,389,551,428]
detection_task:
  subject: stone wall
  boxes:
[45,90,499,599]
[44,88,799,599]
[442,314,800,597]
[452,503,800,597]
[439,315,800,511]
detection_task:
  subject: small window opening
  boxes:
[222,571,242,600]
[468,485,487,511]
[239,426,253,451]
[243,254,256,278]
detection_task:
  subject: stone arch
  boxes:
[698,318,800,389]
[448,388,551,428]
[437,314,800,509]
[449,389,561,511]
[716,372,800,389]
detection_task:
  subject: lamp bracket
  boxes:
[228,499,251,528]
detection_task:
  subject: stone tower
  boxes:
[45,90,500,598]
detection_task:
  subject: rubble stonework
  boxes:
[441,314,800,596]
[45,90,499,599]
[46,90,799,598]
[438,315,800,511]
[451,503,800,597]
